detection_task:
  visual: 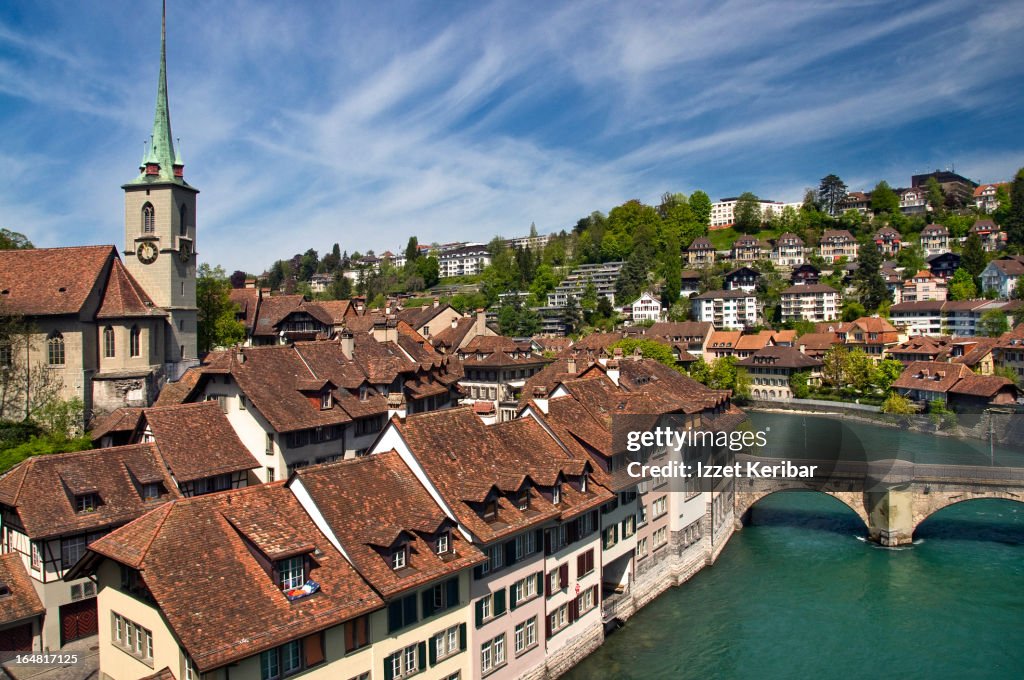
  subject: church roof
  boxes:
[96,258,166,319]
[0,245,115,316]
[124,2,194,191]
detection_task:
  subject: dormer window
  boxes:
[142,483,161,501]
[517,490,530,512]
[436,532,450,555]
[391,546,407,570]
[580,476,588,493]
[75,493,99,513]
[482,500,498,521]
[552,485,561,505]
[359,385,368,401]
[320,390,332,410]
[277,556,305,591]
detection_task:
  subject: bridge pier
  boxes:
[866,489,915,547]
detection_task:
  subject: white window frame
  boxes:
[278,556,305,590]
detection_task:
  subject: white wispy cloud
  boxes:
[0,0,1020,273]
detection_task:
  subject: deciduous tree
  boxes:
[196,264,246,353]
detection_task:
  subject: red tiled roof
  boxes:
[0,553,45,626]
[96,258,165,319]
[0,245,115,316]
[949,373,1014,398]
[228,287,261,332]
[139,401,258,482]
[892,361,972,393]
[90,407,144,443]
[292,452,484,598]
[0,444,182,539]
[85,483,383,672]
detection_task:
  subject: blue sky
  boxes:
[1,0,1022,273]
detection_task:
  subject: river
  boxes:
[565,413,1024,680]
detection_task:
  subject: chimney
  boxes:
[235,348,246,364]
[451,317,459,330]
[340,330,354,359]
[606,360,620,386]
[433,297,440,308]
[567,357,577,374]
[475,308,486,337]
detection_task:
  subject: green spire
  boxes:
[133,1,185,184]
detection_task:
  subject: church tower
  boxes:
[123,1,198,373]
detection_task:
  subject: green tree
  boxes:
[1004,168,1024,248]
[689,191,712,228]
[733,192,763,234]
[947,268,978,300]
[609,339,680,372]
[817,174,848,216]
[842,301,866,322]
[789,371,811,399]
[895,244,926,274]
[404,236,420,263]
[926,177,945,215]
[977,309,1009,337]
[881,393,916,415]
[821,345,850,387]
[0,228,33,250]
[298,249,319,282]
[961,232,987,278]
[196,264,246,353]
[416,256,440,288]
[875,359,904,391]
[688,357,711,384]
[870,181,900,215]
[852,239,889,313]
[846,349,874,391]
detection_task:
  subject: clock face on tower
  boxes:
[137,241,158,264]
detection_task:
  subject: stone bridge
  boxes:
[733,455,1024,546]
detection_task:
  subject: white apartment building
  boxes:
[779,284,841,323]
[439,244,492,278]
[690,290,759,330]
[624,292,663,324]
[709,198,801,228]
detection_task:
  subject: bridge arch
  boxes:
[912,492,1024,535]
[735,486,869,531]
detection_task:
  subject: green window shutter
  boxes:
[422,589,435,619]
[447,577,459,607]
[475,599,485,628]
[387,602,402,633]
[509,583,518,612]
[383,654,394,680]
[494,588,506,616]
[505,540,517,566]
[417,641,426,672]
[428,636,437,666]
[404,594,418,625]
[459,623,467,651]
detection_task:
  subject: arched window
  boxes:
[142,203,155,234]
[178,204,187,236]
[47,332,65,366]
[103,326,115,358]
[130,325,141,358]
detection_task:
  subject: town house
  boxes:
[771,233,805,267]
[919,224,949,257]
[818,230,858,263]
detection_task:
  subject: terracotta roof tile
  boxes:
[140,402,258,482]
[85,483,383,672]
[0,245,115,316]
[0,444,182,539]
[95,258,165,319]
[892,361,972,393]
[228,288,261,332]
[293,452,484,598]
[89,407,144,443]
[0,553,45,625]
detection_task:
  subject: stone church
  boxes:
[0,9,198,423]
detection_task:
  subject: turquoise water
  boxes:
[566,414,1024,680]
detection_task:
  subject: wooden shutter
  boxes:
[509,582,519,611]
[587,550,595,574]
[417,641,427,671]
[567,520,578,544]
[428,635,437,666]
[545,570,553,597]
[475,599,485,628]
[344,620,355,652]
[577,552,585,577]
[535,572,544,597]
[447,577,459,607]
[404,594,418,625]
[535,528,544,551]
[384,654,394,680]
[422,589,436,619]
[459,623,467,651]
[387,601,402,633]
[569,596,578,623]
[494,588,506,616]
[505,540,517,567]
[544,530,552,555]
[473,564,484,580]
[559,563,568,590]
[545,613,552,639]
[303,632,324,667]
